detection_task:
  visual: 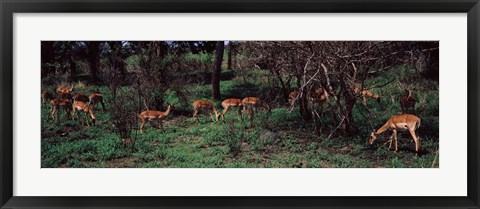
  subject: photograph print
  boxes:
[41,41,439,168]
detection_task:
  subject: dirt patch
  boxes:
[105,157,139,168]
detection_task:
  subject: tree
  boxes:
[106,41,129,82]
[212,41,224,100]
[87,42,100,84]
[243,41,432,136]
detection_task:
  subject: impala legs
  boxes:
[221,106,230,123]
[221,106,242,123]
[209,111,215,122]
[409,128,421,154]
[192,110,199,121]
[388,132,394,149]
[386,128,420,154]
[139,118,146,134]
[193,109,215,122]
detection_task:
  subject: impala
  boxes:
[354,86,380,104]
[242,97,271,126]
[42,90,54,105]
[89,93,106,111]
[139,105,173,134]
[56,85,74,94]
[309,87,329,104]
[48,98,71,121]
[368,114,421,155]
[288,90,299,109]
[242,97,271,113]
[400,89,416,114]
[220,98,243,123]
[72,101,96,126]
[72,93,90,103]
[289,87,328,109]
[192,100,220,122]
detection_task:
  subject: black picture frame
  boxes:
[1,0,479,208]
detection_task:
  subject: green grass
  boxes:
[41,65,439,168]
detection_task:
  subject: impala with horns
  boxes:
[369,114,421,155]
[192,100,220,122]
[220,98,243,123]
[72,101,96,126]
[139,105,173,134]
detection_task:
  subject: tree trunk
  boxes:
[68,56,77,82]
[212,41,224,100]
[87,42,100,84]
[342,93,356,135]
[227,43,233,69]
[107,41,127,82]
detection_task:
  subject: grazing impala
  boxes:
[220,98,243,123]
[139,105,173,134]
[192,100,220,122]
[242,97,271,113]
[72,101,96,126]
[72,93,90,103]
[48,98,71,121]
[89,93,106,111]
[369,114,421,155]
[400,89,416,114]
[242,97,271,126]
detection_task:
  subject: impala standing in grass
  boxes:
[48,98,71,121]
[220,98,243,123]
[139,104,173,134]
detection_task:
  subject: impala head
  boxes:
[368,131,378,145]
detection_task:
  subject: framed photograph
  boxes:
[1,0,479,208]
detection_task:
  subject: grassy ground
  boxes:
[41,67,439,168]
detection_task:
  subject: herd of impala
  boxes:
[43,83,422,155]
